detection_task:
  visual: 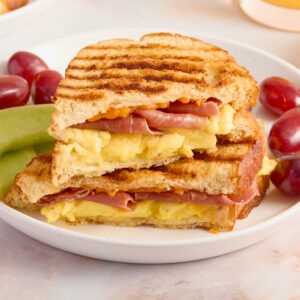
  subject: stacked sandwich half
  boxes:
[5,33,276,232]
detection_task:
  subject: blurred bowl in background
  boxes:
[0,0,53,37]
[239,0,300,32]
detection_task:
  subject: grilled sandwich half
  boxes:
[5,123,276,232]
[49,33,260,185]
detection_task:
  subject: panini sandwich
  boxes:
[49,33,260,185]
[4,32,276,232]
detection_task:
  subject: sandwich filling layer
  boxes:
[41,200,229,225]
[40,179,259,223]
[74,100,220,133]
[52,104,235,167]
[86,98,219,122]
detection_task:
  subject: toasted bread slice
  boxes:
[51,111,262,186]
[4,152,269,232]
[51,33,259,131]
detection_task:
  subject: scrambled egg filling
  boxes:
[258,156,277,176]
[40,155,276,224]
[57,104,235,166]
[41,200,218,223]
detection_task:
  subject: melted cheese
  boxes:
[56,104,235,166]
[41,200,217,223]
[88,103,170,121]
[87,98,202,121]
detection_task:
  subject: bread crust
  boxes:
[51,32,259,131]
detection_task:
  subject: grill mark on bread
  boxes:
[76,52,231,63]
[54,92,104,100]
[83,44,223,52]
[75,55,207,63]
[62,71,246,87]
[74,54,234,64]
[102,169,133,182]
[85,44,179,50]
[216,140,252,146]
[60,74,208,87]
[70,57,210,71]
[219,67,249,78]
[56,82,167,97]
[192,154,244,162]
[68,60,207,74]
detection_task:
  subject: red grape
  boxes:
[31,70,63,104]
[7,51,48,87]
[0,75,30,109]
[268,108,300,158]
[270,159,300,196]
[260,77,300,116]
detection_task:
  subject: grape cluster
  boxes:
[260,77,300,196]
[0,51,62,109]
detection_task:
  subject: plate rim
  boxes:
[1,27,300,247]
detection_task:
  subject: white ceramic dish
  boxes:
[0,28,299,264]
[0,0,52,37]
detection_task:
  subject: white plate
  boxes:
[0,0,52,37]
[0,28,299,264]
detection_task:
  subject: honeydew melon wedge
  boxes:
[0,147,36,199]
[0,104,54,156]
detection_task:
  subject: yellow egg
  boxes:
[41,200,217,224]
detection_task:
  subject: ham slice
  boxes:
[38,180,259,210]
[73,115,162,135]
[38,189,136,211]
[38,188,90,206]
[135,180,259,206]
[227,180,259,203]
[82,191,136,211]
[134,109,208,130]
[165,101,219,116]
[73,109,207,132]
[72,101,220,133]
[135,191,235,205]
